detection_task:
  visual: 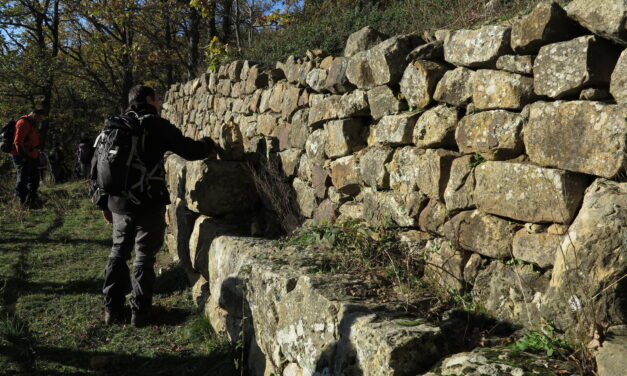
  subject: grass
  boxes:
[0,175,237,376]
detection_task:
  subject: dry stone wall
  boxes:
[162,1,627,375]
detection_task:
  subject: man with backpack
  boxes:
[4,109,46,208]
[92,84,215,327]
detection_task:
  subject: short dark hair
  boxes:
[128,85,156,106]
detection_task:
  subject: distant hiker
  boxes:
[76,133,93,178]
[48,144,66,183]
[9,109,46,208]
[92,84,215,327]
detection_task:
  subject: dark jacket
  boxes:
[105,103,212,214]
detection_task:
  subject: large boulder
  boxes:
[455,110,524,160]
[185,160,259,216]
[525,101,627,178]
[472,70,535,110]
[443,210,518,259]
[344,26,388,57]
[444,25,512,68]
[400,60,449,109]
[543,179,627,338]
[534,36,620,98]
[510,0,581,54]
[610,49,627,104]
[474,161,589,224]
[433,67,475,106]
[566,0,627,45]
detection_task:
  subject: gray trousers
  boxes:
[102,207,166,313]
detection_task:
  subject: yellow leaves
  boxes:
[205,36,230,72]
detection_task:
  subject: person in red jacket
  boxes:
[11,109,46,207]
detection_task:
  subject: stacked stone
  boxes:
[161,1,627,374]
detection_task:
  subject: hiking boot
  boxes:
[131,311,149,328]
[104,310,121,326]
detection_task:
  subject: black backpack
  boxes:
[91,112,160,205]
[0,119,17,153]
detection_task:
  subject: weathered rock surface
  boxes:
[407,41,444,61]
[474,161,589,224]
[511,0,580,54]
[423,238,468,292]
[400,60,448,109]
[543,179,627,337]
[525,101,627,178]
[443,210,518,259]
[433,67,475,106]
[293,178,317,218]
[185,160,259,216]
[610,49,627,104]
[388,146,423,193]
[278,149,303,178]
[372,111,420,146]
[329,155,361,195]
[419,199,449,236]
[444,25,512,68]
[324,118,366,159]
[362,189,427,227]
[305,68,328,92]
[534,36,619,98]
[189,215,244,280]
[495,55,534,75]
[473,261,549,325]
[413,104,458,149]
[367,85,407,120]
[308,94,342,126]
[338,89,369,118]
[566,0,627,45]
[344,26,388,57]
[305,128,327,163]
[443,155,476,212]
[472,69,535,110]
[456,110,524,160]
[324,57,355,94]
[415,149,458,201]
[596,325,627,376]
[512,229,560,269]
[358,146,394,189]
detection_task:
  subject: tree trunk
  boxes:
[222,0,232,43]
[187,6,201,80]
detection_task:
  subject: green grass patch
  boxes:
[0,179,237,375]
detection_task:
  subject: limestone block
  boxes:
[244,66,268,94]
[495,55,534,75]
[313,199,337,224]
[191,275,209,308]
[337,201,364,222]
[165,154,187,202]
[372,111,420,146]
[406,41,444,61]
[344,26,388,57]
[415,149,458,201]
[338,89,369,118]
[362,189,427,227]
[165,198,199,280]
[189,215,243,280]
[324,118,367,159]
[287,108,310,150]
[473,261,549,325]
[610,49,627,104]
[278,149,303,178]
[285,56,314,86]
[329,155,360,195]
[463,253,485,286]
[423,238,469,292]
[388,146,423,193]
[474,161,589,224]
[358,146,394,189]
[257,113,280,137]
[305,128,327,164]
[413,104,458,149]
[320,56,334,70]
[268,82,286,113]
[566,0,627,45]
[259,89,272,113]
[308,94,342,126]
[218,79,231,97]
[443,155,476,212]
[596,326,627,376]
[512,229,560,269]
[400,60,449,109]
[525,101,627,178]
[472,69,535,110]
[419,199,449,236]
[444,25,512,68]
[293,178,317,218]
[185,160,259,216]
[305,68,328,93]
[433,67,475,106]
[544,179,627,336]
[311,165,330,199]
[511,1,580,54]
[324,57,355,94]
[367,85,408,120]
[534,36,619,98]
[456,110,524,160]
[443,210,518,258]
[281,86,303,121]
